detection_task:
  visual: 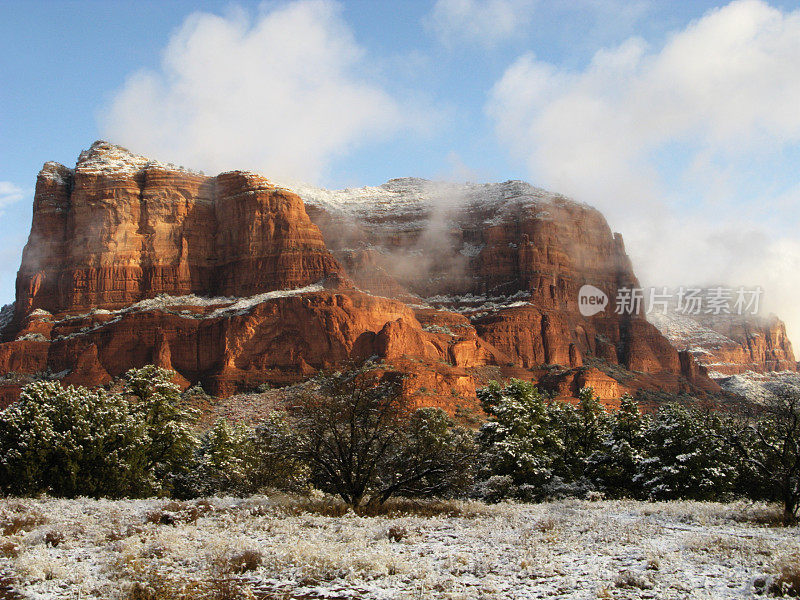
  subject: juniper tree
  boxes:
[175,419,257,498]
[550,387,611,482]
[587,394,650,497]
[124,366,199,496]
[634,403,737,501]
[250,410,311,492]
[475,379,561,500]
[0,381,146,497]
[372,407,475,504]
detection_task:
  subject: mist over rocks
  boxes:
[649,310,797,378]
[0,141,792,408]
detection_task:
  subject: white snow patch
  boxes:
[717,370,800,403]
[16,333,47,342]
[293,178,574,229]
[460,242,485,258]
[75,141,204,178]
[648,312,737,351]
[206,283,325,318]
[52,284,325,340]
[39,163,74,186]
[422,291,532,316]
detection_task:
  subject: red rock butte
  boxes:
[0,141,795,411]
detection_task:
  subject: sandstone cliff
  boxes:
[650,311,797,377]
[0,142,733,409]
[13,142,342,320]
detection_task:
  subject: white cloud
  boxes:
[425,0,537,47]
[487,0,800,344]
[0,182,25,213]
[100,0,420,183]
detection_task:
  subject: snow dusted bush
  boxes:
[2,363,797,514]
[722,384,800,523]
[474,379,561,499]
[174,419,257,499]
[474,380,610,501]
[473,380,757,505]
[0,381,146,497]
[587,394,650,498]
[634,403,738,502]
[249,411,310,493]
[0,367,198,498]
[123,366,199,496]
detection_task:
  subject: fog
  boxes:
[488,0,800,344]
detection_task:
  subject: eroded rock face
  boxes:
[650,311,797,377]
[0,142,751,408]
[298,179,707,392]
[13,142,342,320]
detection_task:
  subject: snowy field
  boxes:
[1,495,797,599]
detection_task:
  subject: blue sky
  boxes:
[2,0,800,341]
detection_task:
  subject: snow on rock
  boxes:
[28,309,52,320]
[39,162,73,186]
[647,312,737,352]
[717,370,800,403]
[52,284,325,340]
[205,283,325,318]
[459,242,485,258]
[419,291,533,317]
[292,178,575,229]
[75,141,204,177]
[16,333,47,342]
[649,304,798,381]
[0,303,14,335]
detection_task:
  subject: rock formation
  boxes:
[1,141,768,410]
[13,143,342,320]
[650,310,797,377]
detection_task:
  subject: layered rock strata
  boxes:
[0,142,735,409]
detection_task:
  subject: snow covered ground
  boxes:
[1,496,795,599]
[717,370,800,403]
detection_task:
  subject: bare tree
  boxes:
[723,385,800,524]
[283,364,474,508]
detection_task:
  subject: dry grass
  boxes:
[116,541,256,600]
[43,529,65,547]
[615,569,654,590]
[636,499,786,527]
[105,520,146,542]
[124,569,253,600]
[386,525,407,541]
[533,515,562,532]
[2,496,798,599]
[0,503,46,536]
[0,538,19,558]
[145,500,216,526]
[245,493,494,519]
[220,549,263,574]
[771,552,800,597]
